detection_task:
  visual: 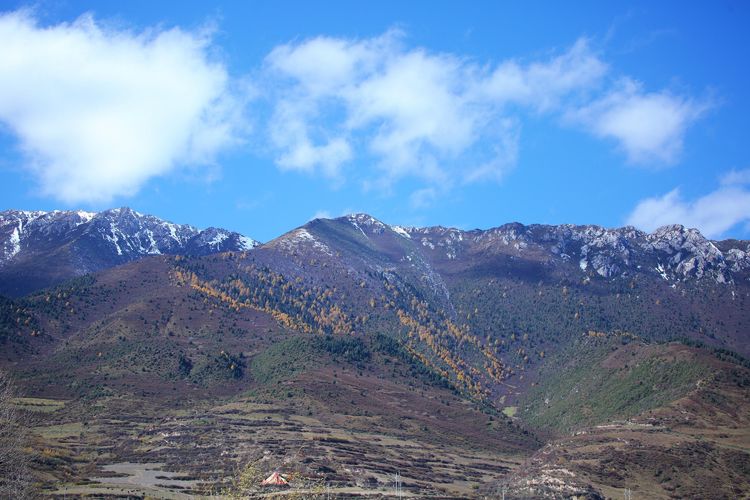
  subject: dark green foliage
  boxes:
[446,275,744,376]
[519,340,711,432]
[313,335,370,364]
[678,338,750,369]
[177,354,193,377]
[251,337,319,385]
[217,351,245,379]
[0,296,34,344]
[373,333,452,389]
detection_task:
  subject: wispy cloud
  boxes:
[262,32,612,193]
[626,168,750,238]
[0,10,251,204]
[311,210,332,220]
[570,78,709,164]
[262,31,709,200]
[720,168,750,186]
[480,38,608,110]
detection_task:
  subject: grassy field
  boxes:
[12,397,65,413]
[519,339,711,432]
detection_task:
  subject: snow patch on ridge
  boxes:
[392,226,411,239]
[103,230,123,256]
[350,221,368,239]
[165,223,183,244]
[238,235,258,250]
[144,229,161,254]
[76,211,95,223]
[8,226,21,259]
[276,228,333,256]
[207,232,229,248]
[656,263,669,281]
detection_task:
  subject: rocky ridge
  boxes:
[396,220,749,284]
[0,207,259,296]
[0,207,258,267]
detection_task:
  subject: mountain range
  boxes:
[0,207,258,296]
[3,207,749,295]
[1,207,749,498]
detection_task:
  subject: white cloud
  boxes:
[311,209,332,220]
[720,168,750,186]
[263,32,709,199]
[481,38,608,110]
[269,101,352,178]
[0,15,711,207]
[571,79,707,164]
[266,32,393,96]
[0,10,250,204]
[263,33,612,191]
[626,170,750,238]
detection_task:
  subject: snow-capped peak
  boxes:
[0,208,260,268]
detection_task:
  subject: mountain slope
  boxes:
[0,207,258,296]
[161,214,750,407]
[1,211,749,497]
[485,339,750,499]
[2,253,539,498]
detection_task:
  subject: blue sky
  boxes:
[1,1,749,242]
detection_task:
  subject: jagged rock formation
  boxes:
[397,220,750,284]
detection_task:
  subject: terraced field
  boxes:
[35,381,529,498]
